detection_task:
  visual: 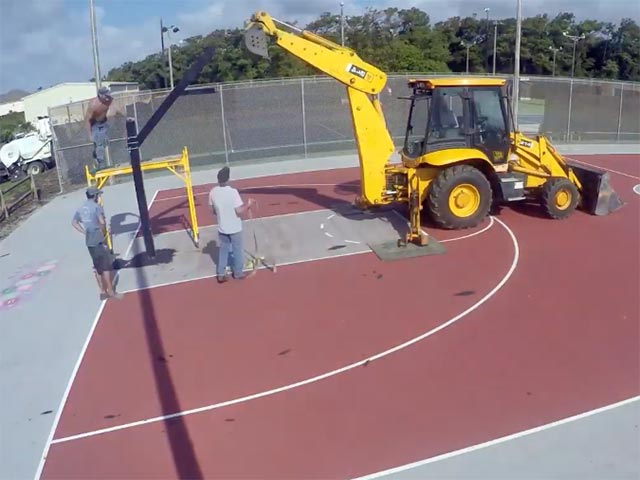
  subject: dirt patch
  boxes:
[0,168,71,241]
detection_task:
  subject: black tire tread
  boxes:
[540,177,579,219]
[427,164,492,230]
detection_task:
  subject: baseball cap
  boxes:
[97,86,112,99]
[86,186,102,198]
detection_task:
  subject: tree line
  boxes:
[106,8,639,90]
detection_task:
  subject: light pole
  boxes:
[513,0,522,129]
[461,40,473,73]
[161,23,180,89]
[549,46,562,76]
[563,31,585,78]
[461,36,484,73]
[340,2,345,46]
[89,0,102,90]
[484,8,490,72]
[492,20,501,75]
[563,31,585,140]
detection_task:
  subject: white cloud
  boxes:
[0,0,637,94]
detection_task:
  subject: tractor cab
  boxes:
[402,78,515,166]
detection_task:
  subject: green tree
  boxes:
[104,8,640,87]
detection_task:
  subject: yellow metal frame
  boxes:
[85,146,200,250]
[408,77,507,89]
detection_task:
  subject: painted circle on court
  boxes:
[633,184,640,196]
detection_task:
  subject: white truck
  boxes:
[0,116,55,181]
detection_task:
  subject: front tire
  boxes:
[541,177,579,219]
[427,165,493,229]
[26,161,45,175]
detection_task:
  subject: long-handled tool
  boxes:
[246,199,277,273]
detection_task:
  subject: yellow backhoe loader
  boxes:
[244,12,623,246]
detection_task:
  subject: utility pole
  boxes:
[89,0,102,90]
[513,0,522,129]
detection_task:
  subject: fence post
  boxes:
[301,78,308,158]
[219,84,230,166]
[31,174,39,202]
[566,77,574,142]
[0,188,7,219]
[48,107,66,194]
[616,82,624,142]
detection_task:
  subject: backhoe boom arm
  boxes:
[245,11,397,206]
[246,12,386,94]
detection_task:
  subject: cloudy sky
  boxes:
[0,0,638,94]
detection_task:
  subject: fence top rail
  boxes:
[47,72,640,117]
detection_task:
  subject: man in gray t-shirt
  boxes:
[72,187,122,300]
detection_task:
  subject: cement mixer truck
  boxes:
[0,116,55,181]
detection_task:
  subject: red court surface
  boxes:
[41,154,639,479]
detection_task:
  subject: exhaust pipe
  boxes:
[567,159,625,216]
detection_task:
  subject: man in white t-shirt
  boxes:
[208,166,255,283]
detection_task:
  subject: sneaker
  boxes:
[217,276,229,284]
[108,292,124,300]
[100,292,109,300]
[234,269,256,280]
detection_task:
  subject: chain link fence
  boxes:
[48,74,640,192]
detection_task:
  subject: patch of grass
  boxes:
[519,98,545,116]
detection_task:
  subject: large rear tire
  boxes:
[541,177,579,219]
[427,165,493,229]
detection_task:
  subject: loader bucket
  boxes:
[244,24,270,58]
[566,159,625,216]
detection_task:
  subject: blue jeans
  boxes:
[91,122,108,167]
[217,231,244,279]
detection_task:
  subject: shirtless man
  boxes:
[84,86,113,171]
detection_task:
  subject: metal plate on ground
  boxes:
[369,237,446,261]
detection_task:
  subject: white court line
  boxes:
[351,395,640,479]
[390,209,495,245]
[440,216,495,243]
[568,156,640,181]
[117,190,160,266]
[119,212,496,295]
[120,213,497,295]
[153,182,355,203]
[140,208,328,238]
[33,189,159,480]
[117,249,370,295]
[50,216,519,445]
